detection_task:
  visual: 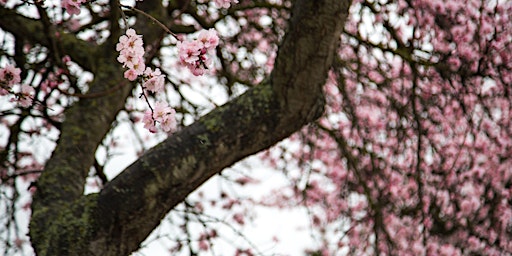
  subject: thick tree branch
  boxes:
[28,0,172,254]
[0,7,97,71]
[90,0,351,255]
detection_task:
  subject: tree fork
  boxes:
[29,0,352,255]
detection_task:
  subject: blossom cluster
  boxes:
[0,64,34,107]
[114,17,222,133]
[177,29,219,76]
[61,0,87,16]
[262,0,512,254]
[59,0,239,16]
[116,28,146,81]
[116,29,166,93]
[0,64,20,95]
[213,0,239,9]
[142,101,176,133]
[116,29,174,133]
[142,67,165,93]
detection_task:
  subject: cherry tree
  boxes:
[0,0,511,255]
[262,0,512,255]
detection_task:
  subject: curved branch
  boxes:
[91,0,352,255]
[0,7,97,71]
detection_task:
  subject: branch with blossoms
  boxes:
[111,0,229,133]
[115,23,219,133]
[0,64,35,108]
[1,0,231,133]
[60,0,239,16]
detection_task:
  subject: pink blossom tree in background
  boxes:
[0,0,511,255]
[264,0,512,255]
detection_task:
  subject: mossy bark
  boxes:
[25,0,352,255]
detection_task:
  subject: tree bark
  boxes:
[28,0,352,255]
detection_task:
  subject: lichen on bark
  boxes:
[30,194,99,256]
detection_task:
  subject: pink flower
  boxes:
[124,69,138,81]
[233,213,245,225]
[187,59,210,76]
[198,240,208,251]
[18,84,34,107]
[159,112,176,132]
[61,0,86,15]
[62,55,72,64]
[142,102,176,133]
[447,57,461,71]
[143,76,164,92]
[177,29,219,76]
[0,64,21,86]
[177,40,201,65]
[143,68,165,92]
[154,102,176,132]
[117,28,145,78]
[439,244,460,256]
[467,236,482,251]
[64,19,81,32]
[117,29,144,52]
[197,29,219,50]
[142,110,157,133]
[152,101,170,118]
[213,0,238,8]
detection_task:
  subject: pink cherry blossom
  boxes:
[159,110,177,133]
[197,29,219,50]
[61,0,86,16]
[232,213,245,225]
[0,64,21,87]
[0,64,21,96]
[142,68,165,93]
[154,102,176,132]
[213,0,238,9]
[124,69,138,81]
[177,40,201,65]
[177,29,219,76]
[116,29,175,133]
[117,28,145,77]
[198,239,209,251]
[142,101,176,133]
[18,84,35,107]
[142,110,157,133]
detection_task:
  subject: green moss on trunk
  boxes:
[30,194,99,256]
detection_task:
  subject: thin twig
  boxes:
[120,4,179,40]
